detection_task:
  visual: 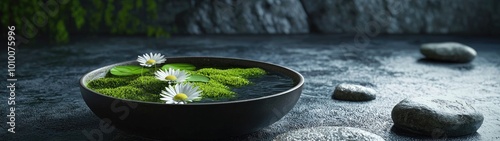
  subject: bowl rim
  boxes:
[80,56,304,105]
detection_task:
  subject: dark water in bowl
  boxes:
[198,72,296,103]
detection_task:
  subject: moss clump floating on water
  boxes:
[192,81,235,98]
[87,77,130,89]
[196,68,266,78]
[87,67,266,103]
[94,86,162,102]
[207,75,250,87]
[129,76,169,94]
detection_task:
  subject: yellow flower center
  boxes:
[146,59,156,65]
[173,93,188,101]
[165,75,177,81]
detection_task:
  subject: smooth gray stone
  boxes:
[274,126,385,141]
[392,96,484,137]
[420,42,477,63]
[332,83,376,101]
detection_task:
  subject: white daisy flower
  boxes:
[155,68,190,83]
[160,83,202,104]
[137,52,166,67]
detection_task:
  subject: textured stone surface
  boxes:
[301,0,498,34]
[332,83,376,101]
[177,0,309,34]
[420,42,477,63]
[78,0,500,34]
[273,126,384,141]
[1,35,499,141]
[392,96,484,137]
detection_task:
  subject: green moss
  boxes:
[95,86,161,102]
[190,68,266,98]
[87,67,267,102]
[193,81,235,98]
[196,68,266,78]
[87,78,129,89]
[208,75,249,87]
[129,76,169,94]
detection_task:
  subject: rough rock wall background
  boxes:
[149,0,500,34]
[302,0,498,34]
[176,0,309,34]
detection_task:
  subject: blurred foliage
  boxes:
[1,0,169,43]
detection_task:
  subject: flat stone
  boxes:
[274,126,385,141]
[391,96,484,137]
[420,42,477,63]
[332,83,376,101]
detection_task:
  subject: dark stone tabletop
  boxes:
[1,35,499,140]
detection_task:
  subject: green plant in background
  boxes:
[1,0,169,43]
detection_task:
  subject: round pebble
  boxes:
[420,42,477,63]
[332,83,376,101]
[391,96,484,137]
[274,126,385,141]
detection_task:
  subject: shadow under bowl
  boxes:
[79,57,304,140]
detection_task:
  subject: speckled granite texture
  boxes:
[0,35,499,140]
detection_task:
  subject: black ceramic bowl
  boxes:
[80,57,304,140]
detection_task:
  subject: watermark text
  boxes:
[7,26,17,133]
